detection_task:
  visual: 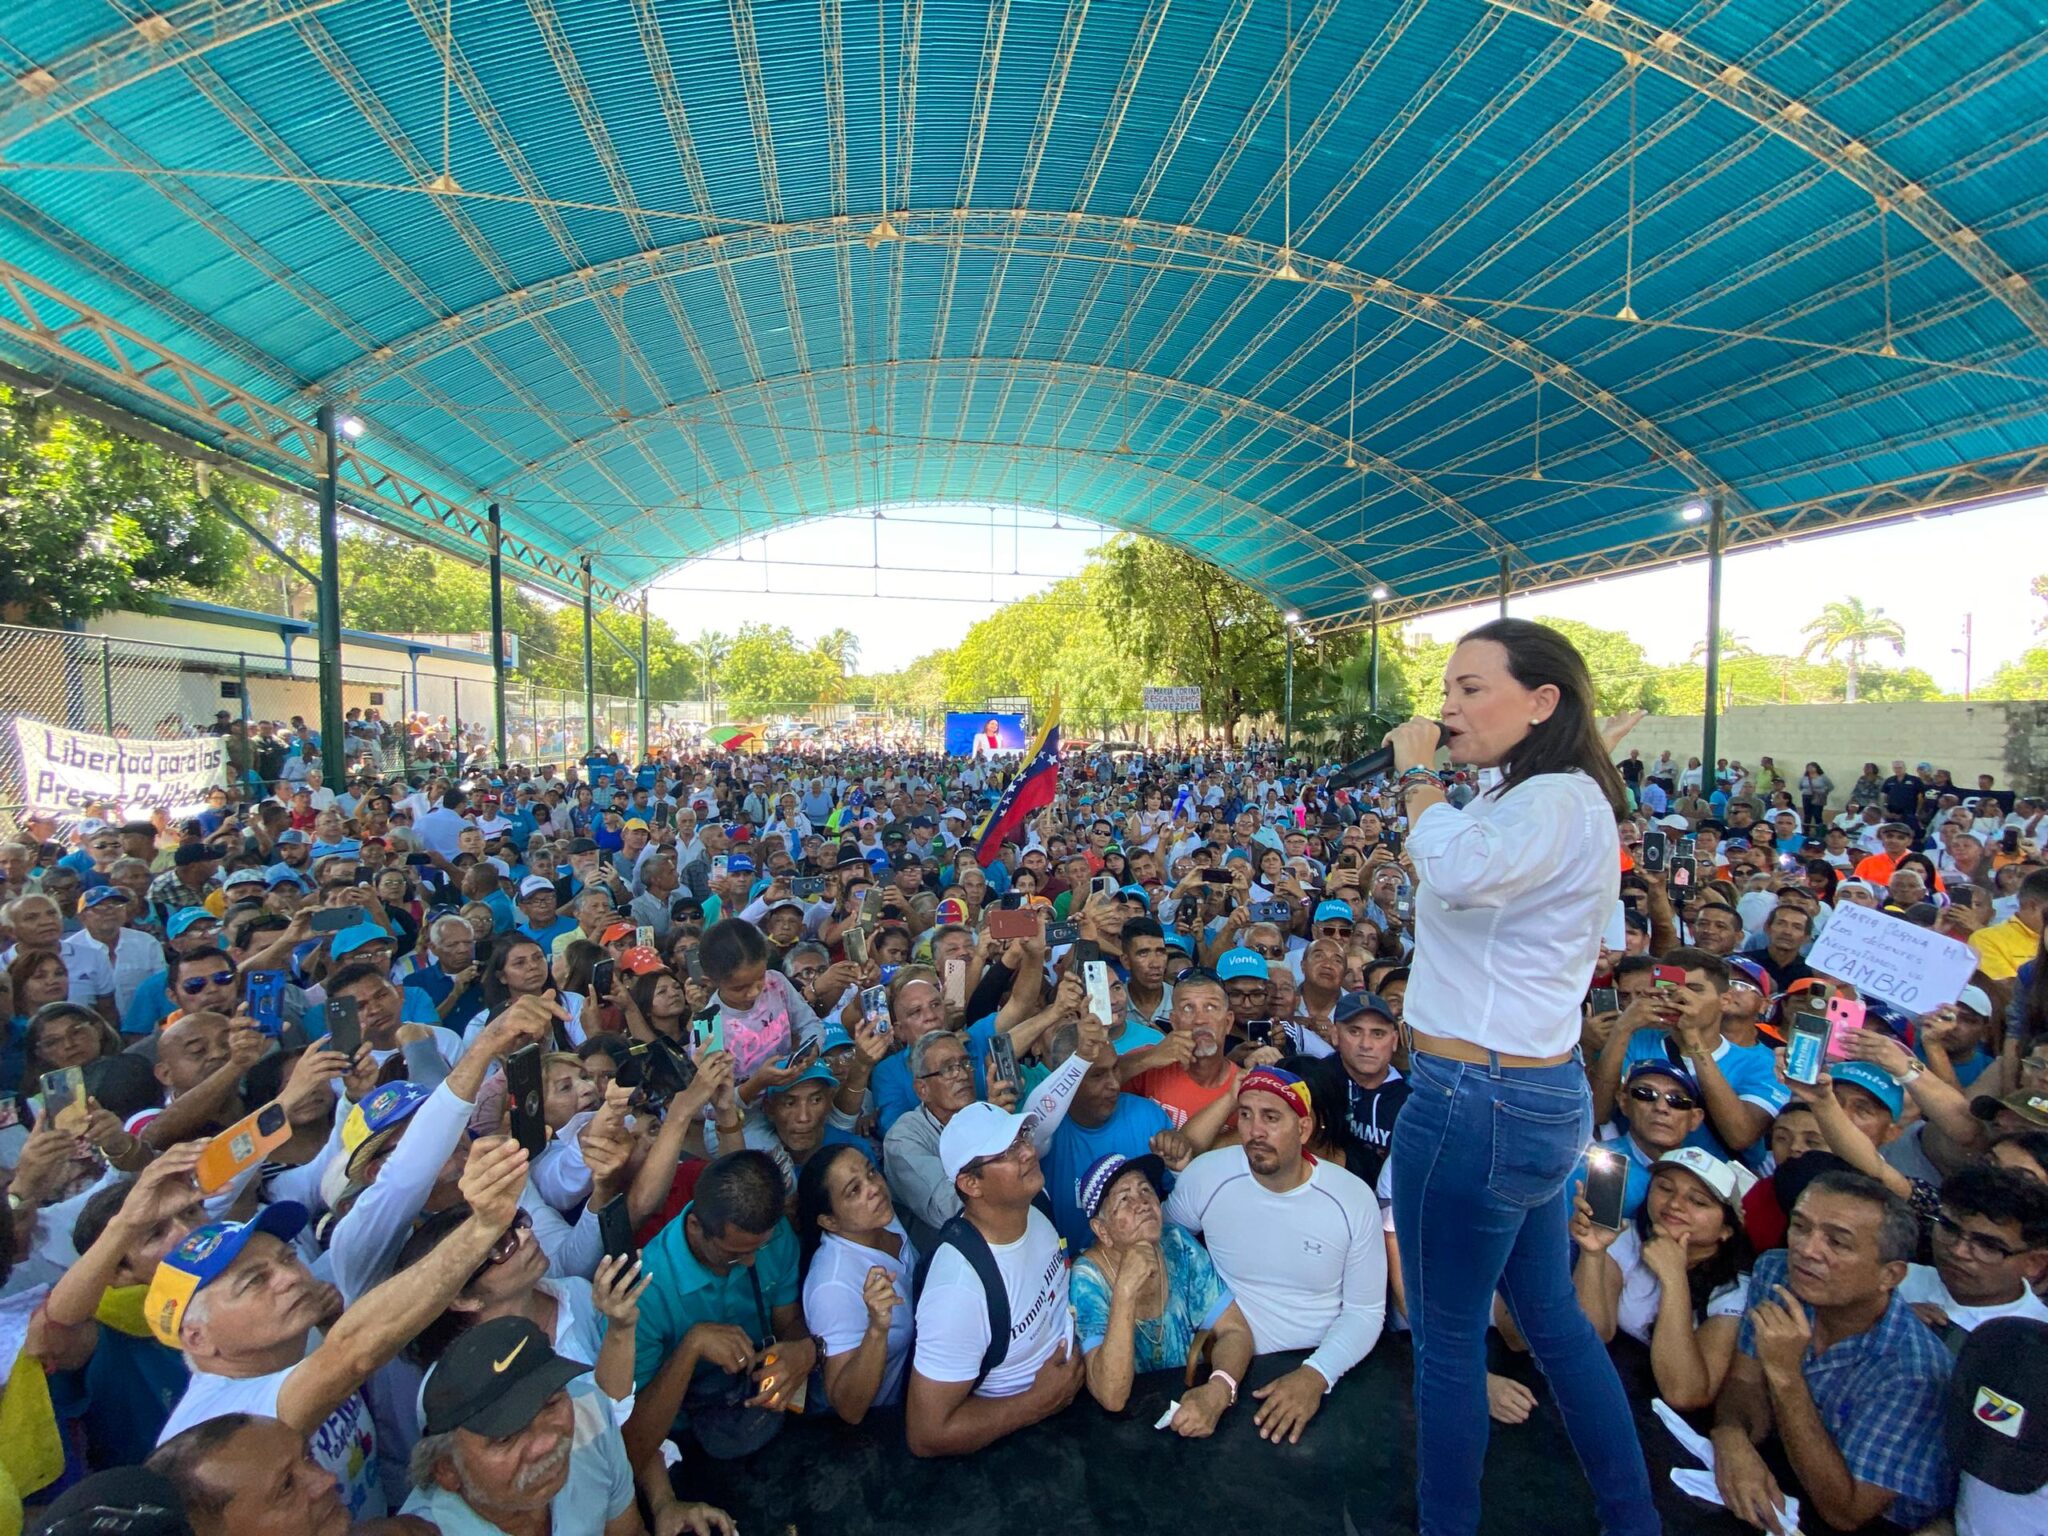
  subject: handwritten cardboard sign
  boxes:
[1806,900,1976,1012]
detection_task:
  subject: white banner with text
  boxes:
[13,719,226,818]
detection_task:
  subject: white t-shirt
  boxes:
[911,1209,1071,1398]
[158,1361,383,1520]
[1959,1473,2048,1536]
[1604,1225,1750,1344]
[804,1223,918,1408]
[1163,1146,1385,1388]
[1896,1265,2048,1332]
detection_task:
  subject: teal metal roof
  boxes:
[2,0,2044,628]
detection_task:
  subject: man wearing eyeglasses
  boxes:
[1571,1061,1708,1223]
[882,1027,1087,1257]
[1895,1164,2048,1336]
[1592,947,1785,1163]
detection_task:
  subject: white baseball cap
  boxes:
[939,1101,1037,1183]
[1957,985,1993,1018]
[1654,1146,1756,1211]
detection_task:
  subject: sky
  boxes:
[644,490,2048,692]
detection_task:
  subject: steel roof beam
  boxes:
[1481,0,2048,348]
[483,350,1455,577]
[0,0,352,151]
[311,210,1722,515]
[0,255,623,607]
[486,357,1395,597]
[1299,446,2048,633]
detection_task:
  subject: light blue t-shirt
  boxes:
[1619,1028,1787,1159]
[1071,1222,1234,1372]
[400,1378,632,1536]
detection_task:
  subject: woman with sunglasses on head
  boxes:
[1381,617,1659,1536]
[459,933,583,1051]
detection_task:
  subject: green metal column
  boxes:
[488,503,509,769]
[1498,553,1511,618]
[1283,625,1295,754]
[1368,602,1381,714]
[1702,495,1726,782]
[237,653,250,728]
[638,596,650,762]
[580,555,596,758]
[99,637,114,732]
[314,405,345,785]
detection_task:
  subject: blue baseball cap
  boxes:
[311,840,362,863]
[166,907,218,939]
[727,853,755,875]
[1215,947,1269,982]
[819,1024,856,1054]
[763,1057,838,1096]
[1625,1059,1703,1100]
[1333,992,1397,1025]
[1829,1060,1905,1121]
[1162,930,1195,956]
[277,829,311,845]
[145,1201,308,1345]
[265,863,312,889]
[330,924,391,961]
[1313,899,1356,924]
[81,885,129,909]
[1116,884,1152,909]
[342,1080,433,1174]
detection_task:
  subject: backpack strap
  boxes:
[930,1215,1011,1391]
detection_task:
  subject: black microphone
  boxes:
[1325,721,1449,790]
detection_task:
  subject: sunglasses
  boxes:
[484,1208,535,1266]
[1628,1083,1700,1111]
[180,970,238,995]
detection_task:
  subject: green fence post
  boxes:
[99,636,114,732]
[237,653,251,729]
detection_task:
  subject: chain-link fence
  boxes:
[0,621,656,831]
[0,618,1032,831]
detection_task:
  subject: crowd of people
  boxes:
[2,693,2045,1535]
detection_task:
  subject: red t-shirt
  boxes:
[637,1155,708,1245]
[1129,1060,1242,1130]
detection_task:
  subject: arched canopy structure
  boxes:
[1,0,2044,630]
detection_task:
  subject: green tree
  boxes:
[717,624,838,716]
[1800,598,1906,703]
[1098,539,1286,743]
[1979,647,2048,701]
[0,385,245,623]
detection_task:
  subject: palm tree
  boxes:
[816,627,861,677]
[693,629,733,722]
[1800,599,1905,703]
[1689,628,1753,710]
[1687,628,1753,664]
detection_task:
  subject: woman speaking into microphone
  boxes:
[1383,618,1657,1536]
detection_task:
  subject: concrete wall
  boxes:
[1619,701,2048,799]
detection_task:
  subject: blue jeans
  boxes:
[1391,1047,1659,1536]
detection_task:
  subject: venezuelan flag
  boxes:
[972,704,1061,868]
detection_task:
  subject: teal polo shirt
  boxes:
[631,1202,800,1402]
